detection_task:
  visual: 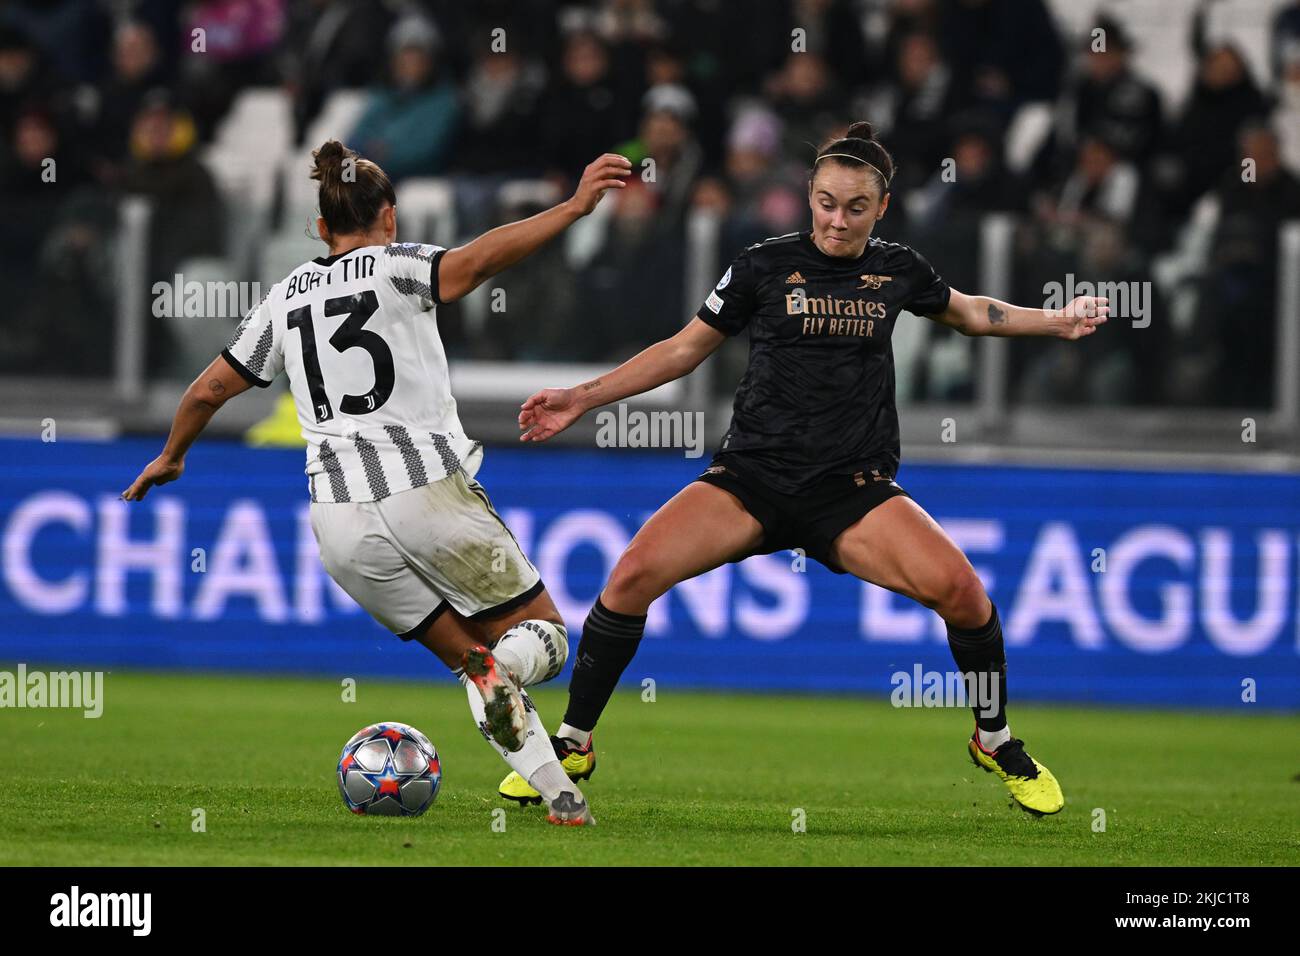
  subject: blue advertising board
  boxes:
[0,437,1296,710]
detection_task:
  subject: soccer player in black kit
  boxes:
[508,122,1109,816]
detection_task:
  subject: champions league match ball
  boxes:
[337,722,442,816]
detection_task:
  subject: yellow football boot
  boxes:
[499,735,596,806]
[968,731,1065,816]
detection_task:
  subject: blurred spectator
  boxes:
[86,21,166,182]
[617,84,704,223]
[1,105,88,194]
[583,0,668,46]
[870,0,942,88]
[1037,133,1140,235]
[0,108,75,361]
[179,0,286,141]
[655,0,790,133]
[452,46,546,176]
[1013,218,1168,406]
[0,104,111,375]
[714,104,807,248]
[902,111,1026,402]
[1062,16,1163,168]
[433,0,562,80]
[0,24,71,140]
[937,0,1064,118]
[465,192,581,361]
[1,0,113,85]
[645,39,688,88]
[540,30,632,179]
[1270,0,1300,84]
[764,52,846,162]
[1182,124,1300,408]
[574,178,686,360]
[280,0,394,143]
[1274,24,1300,176]
[780,0,871,90]
[1153,32,1268,220]
[348,15,459,181]
[119,93,224,376]
[906,111,1025,245]
[869,29,958,195]
[641,38,731,164]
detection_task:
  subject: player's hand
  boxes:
[120,456,184,501]
[568,154,632,216]
[1056,295,1109,340]
[519,387,585,442]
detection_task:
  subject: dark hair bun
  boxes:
[309,139,397,237]
[812,120,895,191]
[845,121,877,142]
[310,139,352,182]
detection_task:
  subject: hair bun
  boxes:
[310,139,353,182]
[845,121,877,143]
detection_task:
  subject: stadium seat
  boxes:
[393,178,457,247]
[159,256,249,378]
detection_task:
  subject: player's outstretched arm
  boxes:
[438,153,632,302]
[120,353,253,501]
[519,318,726,442]
[930,289,1109,339]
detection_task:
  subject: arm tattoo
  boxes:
[987,302,1007,326]
[207,379,226,397]
[580,379,601,392]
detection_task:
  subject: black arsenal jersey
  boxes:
[697,231,951,494]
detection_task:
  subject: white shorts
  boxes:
[309,469,542,640]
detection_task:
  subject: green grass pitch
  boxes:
[2,668,1296,866]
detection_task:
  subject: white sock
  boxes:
[528,760,583,805]
[556,723,591,748]
[459,673,569,799]
[490,620,568,686]
[977,725,1011,753]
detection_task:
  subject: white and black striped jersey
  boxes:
[223,242,481,503]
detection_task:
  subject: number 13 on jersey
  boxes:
[286,290,395,424]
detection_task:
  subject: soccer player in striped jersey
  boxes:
[122,140,631,826]
[510,121,1110,817]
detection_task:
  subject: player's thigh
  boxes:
[309,501,446,639]
[829,495,985,611]
[603,481,765,612]
[378,474,541,621]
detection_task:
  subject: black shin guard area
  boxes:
[563,599,646,731]
[945,603,1008,733]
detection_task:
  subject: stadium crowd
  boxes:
[1,0,1299,408]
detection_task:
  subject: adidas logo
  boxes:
[786,271,805,284]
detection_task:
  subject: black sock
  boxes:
[562,598,647,731]
[945,602,1008,733]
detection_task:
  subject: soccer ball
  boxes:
[337,722,441,816]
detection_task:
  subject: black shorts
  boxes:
[694,455,912,573]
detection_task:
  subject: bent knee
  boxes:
[913,565,985,615]
[605,545,673,606]
[932,567,988,623]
